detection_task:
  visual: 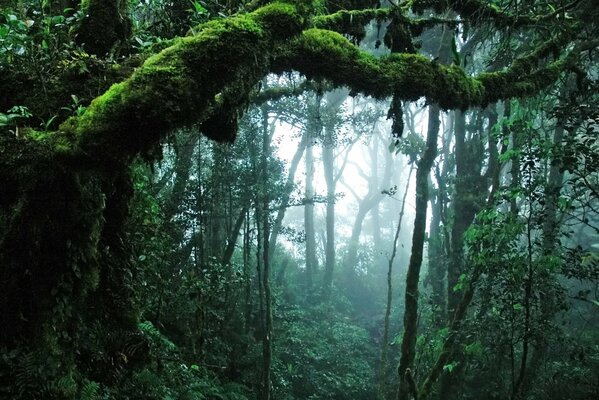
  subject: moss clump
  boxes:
[253,1,307,37]
[26,129,79,154]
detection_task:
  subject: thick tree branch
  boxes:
[273,28,578,108]
[59,2,307,165]
[35,2,582,170]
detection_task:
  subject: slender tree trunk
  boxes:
[542,126,565,254]
[378,166,413,400]
[512,202,534,399]
[396,104,440,400]
[243,210,252,333]
[418,266,484,400]
[506,104,521,218]
[519,125,564,397]
[427,116,453,327]
[447,110,470,318]
[372,133,383,253]
[304,137,317,289]
[427,181,445,328]
[322,126,336,290]
[222,204,250,265]
[268,132,307,259]
[260,108,273,400]
[441,109,486,398]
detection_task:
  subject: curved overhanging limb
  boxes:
[47,2,588,169]
[59,1,308,166]
[272,28,582,108]
[19,1,587,178]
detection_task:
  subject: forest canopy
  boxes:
[0,0,598,399]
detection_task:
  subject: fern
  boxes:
[14,350,51,399]
[80,380,101,400]
[139,321,177,351]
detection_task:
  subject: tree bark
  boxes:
[396,104,440,400]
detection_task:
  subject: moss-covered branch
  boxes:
[312,7,460,47]
[272,28,579,109]
[412,0,584,28]
[312,8,392,42]
[59,1,307,165]
[48,1,582,166]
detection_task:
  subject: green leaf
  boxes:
[443,362,458,373]
[190,1,208,14]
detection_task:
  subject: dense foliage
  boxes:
[0,1,597,399]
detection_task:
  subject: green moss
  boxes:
[478,58,565,104]
[274,29,487,108]
[25,129,79,155]
[253,2,307,36]
[274,27,570,109]
[61,1,305,165]
[312,9,388,43]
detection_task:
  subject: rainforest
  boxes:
[0,0,597,399]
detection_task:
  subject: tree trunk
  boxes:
[427,180,446,328]
[447,110,472,318]
[304,136,317,289]
[322,125,336,290]
[259,108,273,400]
[75,0,131,55]
[268,132,307,259]
[378,166,413,400]
[396,103,440,400]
